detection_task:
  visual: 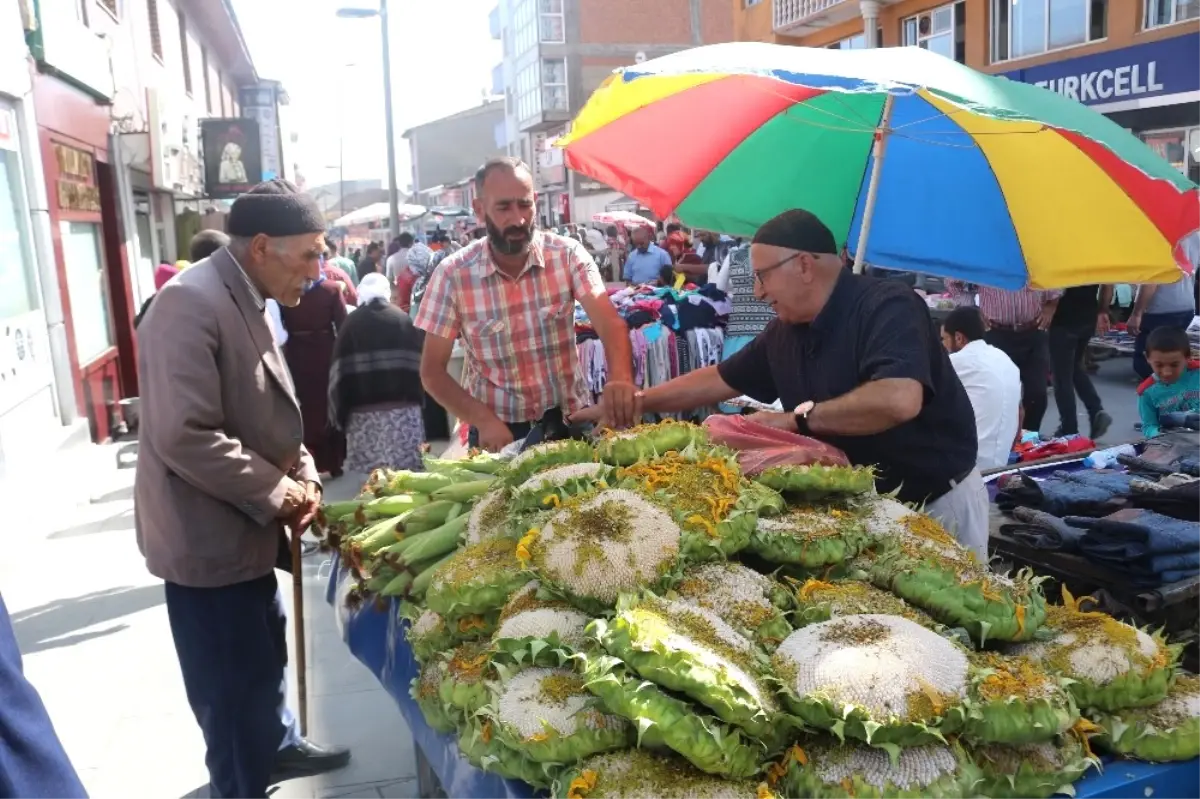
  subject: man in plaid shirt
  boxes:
[415,157,636,451]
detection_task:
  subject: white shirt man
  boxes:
[941,307,1022,471]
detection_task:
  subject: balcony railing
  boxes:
[774,0,857,34]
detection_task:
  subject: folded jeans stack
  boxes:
[998,507,1086,551]
[995,469,1133,517]
[1065,508,1200,588]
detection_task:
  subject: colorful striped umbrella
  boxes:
[557,43,1198,289]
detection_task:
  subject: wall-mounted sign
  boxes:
[1001,34,1199,110]
[53,143,100,212]
[240,83,282,181]
[200,118,262,199]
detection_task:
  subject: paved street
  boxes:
[3,441,416,799]
[0,355,1146,798]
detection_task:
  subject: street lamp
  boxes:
[336,1,400,241]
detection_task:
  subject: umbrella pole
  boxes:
[853,93,896,275]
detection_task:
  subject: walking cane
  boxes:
[290,527,309,737]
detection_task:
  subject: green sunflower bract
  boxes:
[1007,600,1181,712]
[778,737,973,798]
[520,488,683,614]
[503,439,597,487]
[671,562,793,651]
[483,666,634,766]
[438,639,493,717]
[594,420,708,466]
[964,736,1097,799]
[554,748,763,799]
[772,614,967,747]
[1092,673,1200,761]
[411,659,456,734]
[591,594,782,742]
[790,578,943,632]
[864,513,1046,644]
[578,651,766,779]
[424,538,530,618]
[457,717,560,789]
[956,651,1078,744]
[490,581,592,668]
[753,464,875,500]
[512,462,617,513]
[750,507,869,568]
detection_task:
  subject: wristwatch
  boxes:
[793,401,815,436]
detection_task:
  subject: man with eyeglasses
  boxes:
[573,208,986,558]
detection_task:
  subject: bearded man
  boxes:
[415,157,635,452]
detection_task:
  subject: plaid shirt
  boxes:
[946,281,1062,327]
[413,231,603,423]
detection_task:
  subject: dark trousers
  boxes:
[986,327,1050,432]
[165,573,292,799]
[1133,311,1195,380]
[1049,322,1104,435]
[467,421,533,449]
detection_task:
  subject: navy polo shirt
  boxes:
[718,270,977,504]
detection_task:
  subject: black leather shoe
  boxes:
[271,739,351,782]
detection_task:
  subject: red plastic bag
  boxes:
[702,414,850,476]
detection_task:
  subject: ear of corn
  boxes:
[425,452,505,475]
[385,470,458,495]
[364,492,431,519]
[431,478,499,503]
[577,650,766,779]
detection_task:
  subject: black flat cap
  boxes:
[752,209,838,255]
[227,179,326,238]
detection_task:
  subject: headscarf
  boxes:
[154,263,180,291]
[357,273,392,306]
[407,243,436,278]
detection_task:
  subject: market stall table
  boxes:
[322,555,1200,799]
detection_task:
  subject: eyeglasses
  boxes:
[752,251,803,285]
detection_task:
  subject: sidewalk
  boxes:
[4,443,416,799]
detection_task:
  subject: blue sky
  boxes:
[231,0,502,189]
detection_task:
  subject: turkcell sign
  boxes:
[1001,33,1199,106]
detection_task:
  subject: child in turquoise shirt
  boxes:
[1137,326,1200,438]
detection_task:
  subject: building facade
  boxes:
[403,100,507,202]
[19,0,260,444]
[492,0,735,226]
[740,1,1199,180]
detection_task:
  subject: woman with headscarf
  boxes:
[280,264,348,476]
[328,273,426,472]
[403,242,436,316]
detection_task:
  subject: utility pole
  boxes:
[381,0,400,241]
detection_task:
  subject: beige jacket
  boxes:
[134,248,319,588]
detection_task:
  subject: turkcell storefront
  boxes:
[1003,33,1200,182]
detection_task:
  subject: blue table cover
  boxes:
[324,556,1199,799]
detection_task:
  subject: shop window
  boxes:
[179,9,192,96]
[59,221,113,364]
[201,47,211,113]
[0,148,40,319]
[1145,0,1200,27]
[903,2,967,63]
[826,27,883,49]
[147,0,162,60]
[539,0,564,43]
[1141,127,1200,184]
[991,0,1107,62]
[542,58,568,112]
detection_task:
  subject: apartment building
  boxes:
[740,1,1199,180]
[19,0,262,444]
[492,0,735,225]
[403,100,507,203]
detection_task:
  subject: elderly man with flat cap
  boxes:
[575,208,988,559]
[135,179,349,798]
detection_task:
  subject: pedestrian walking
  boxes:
[1048,285,1113,439]
[134,179,350,799]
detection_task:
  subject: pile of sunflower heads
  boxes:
[387,420,1195,799]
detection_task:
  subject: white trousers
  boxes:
[926,468,990,562]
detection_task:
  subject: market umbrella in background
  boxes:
[593,209,655,229]
[557,43,1199,289]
